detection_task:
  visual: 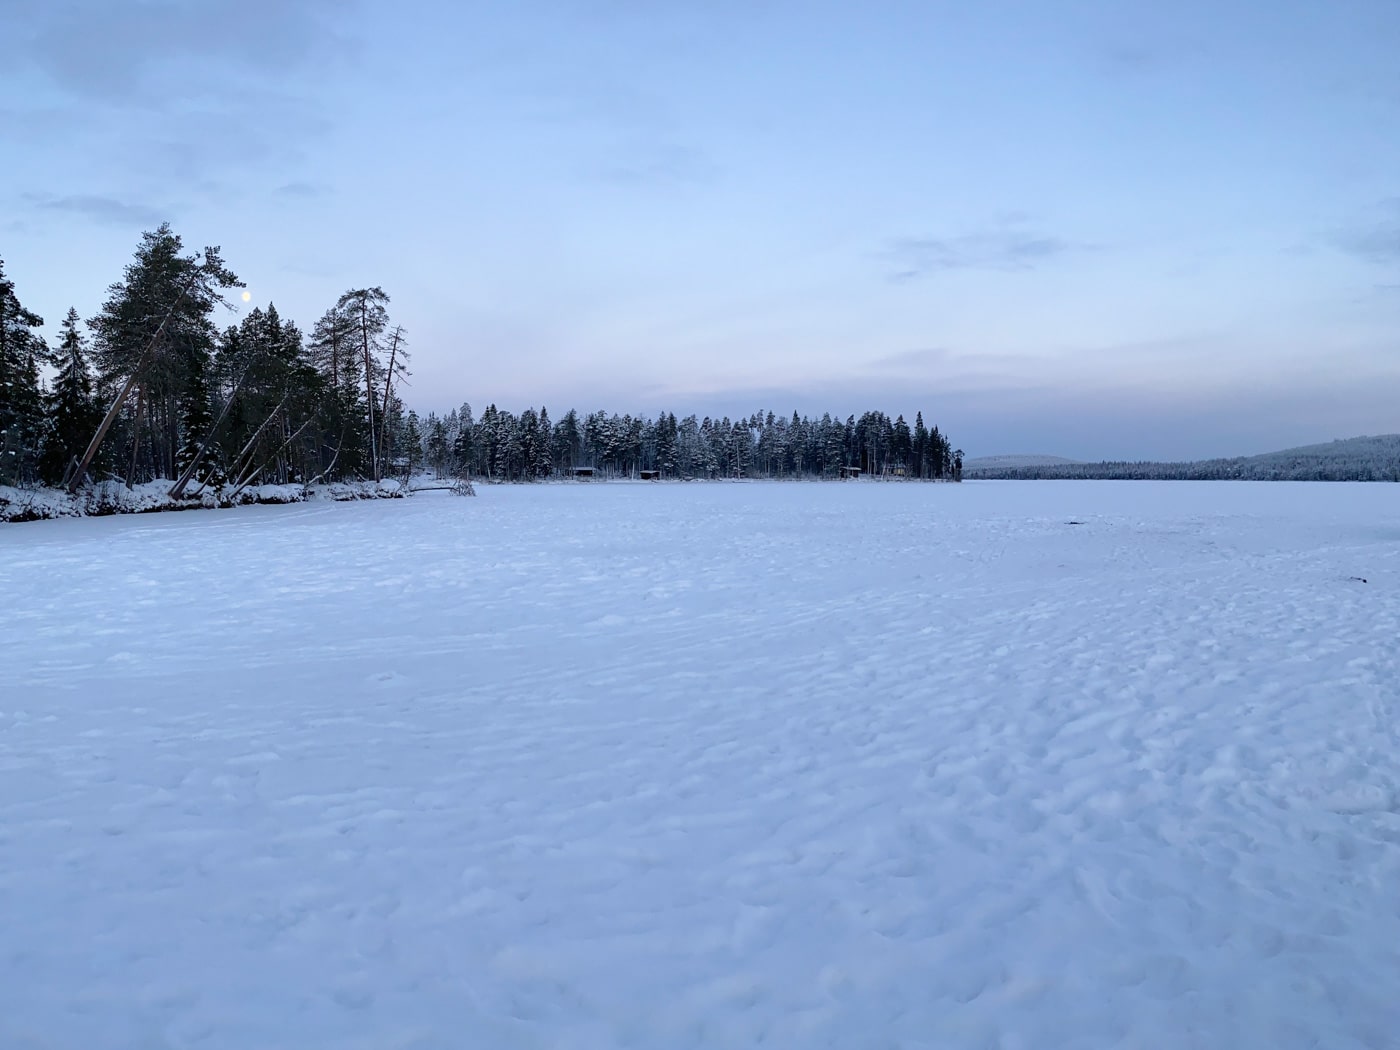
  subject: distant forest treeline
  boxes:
[414,405,962,482]
[1,227,960,495]
[967,436,1400,482]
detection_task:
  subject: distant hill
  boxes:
[965,434,1400,481]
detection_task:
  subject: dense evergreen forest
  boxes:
[1,228,961,496]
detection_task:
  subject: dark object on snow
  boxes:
[1066,520,1085,525]
[1349,576,1368,584]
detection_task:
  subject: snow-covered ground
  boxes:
[3,481,1399,1049]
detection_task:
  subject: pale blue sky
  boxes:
[3,0,1398,459]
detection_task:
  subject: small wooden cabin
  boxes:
[840,466,862,479]
[639,470,660,481]
[570,467,596,480]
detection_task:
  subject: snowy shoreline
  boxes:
[0,478,409,523]
[0,475,959,523]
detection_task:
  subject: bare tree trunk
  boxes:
[164,395,175,481]
[127,385,145,489]
[360,301,379,483]
[377,326,404,476]
[305,420,350,488]
[277,415,291,483]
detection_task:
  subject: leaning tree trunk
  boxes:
[198,393,289,498]
[169,353,259,498]
[227,418,312,502]
[377,327,404,477]
[67,266,204,494]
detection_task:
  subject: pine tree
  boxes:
[304,302,373,481]
[81,226,240,488]
[334,288,391,480]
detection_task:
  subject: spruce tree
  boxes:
[553,408,581,471]
[0,257,47,486]
[425,414,449,475]
[531,407,550,478]
[912,411,929,479]
[402,410,422,475]
[40,308,99,486]
[518,407,539,480]
[452,402,475,477]
[176,355,225,493]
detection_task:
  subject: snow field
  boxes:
[2,480,1399,1048]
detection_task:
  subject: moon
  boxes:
[241,291,251,302]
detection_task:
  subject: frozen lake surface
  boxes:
[3,480,1399,1049]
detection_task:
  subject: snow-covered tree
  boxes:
[0,257,47,486]
[39,308,99,486]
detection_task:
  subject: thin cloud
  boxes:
[595,142,719,188]
[28,193,168,228]
[884,229,1073,281]
[1332,226,1400,264]
[1329,198,1400,264]
[869,348,952,370]
[11,0,353,105]
[1094,42,1201,78]
[870,347,1033,377]
[274,181,325,199]
[1102,45,1163,72]
[4,0,353,193]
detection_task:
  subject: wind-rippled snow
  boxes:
[2,481,1399,1049]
